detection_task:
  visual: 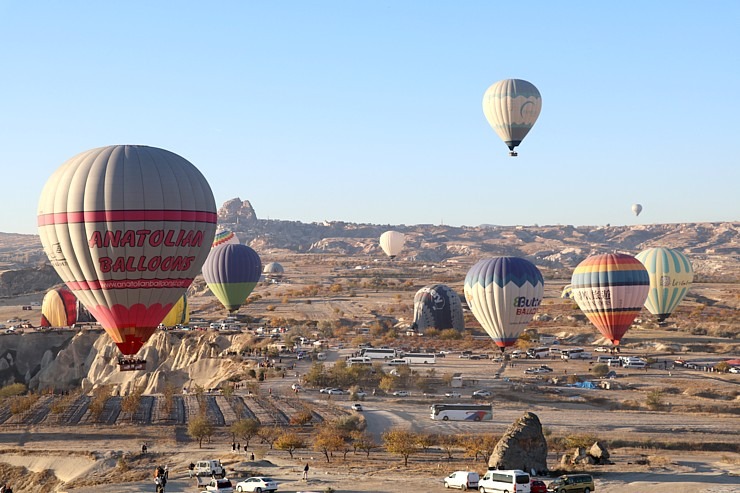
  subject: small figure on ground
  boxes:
[250,452,255,461]
[142,443,148,454]
[303,463,309,480]
[188,462,195,478]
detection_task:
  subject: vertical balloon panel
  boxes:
[38,145,217,355]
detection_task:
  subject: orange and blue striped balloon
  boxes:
[571,253,649,345]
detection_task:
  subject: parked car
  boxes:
[594,346,610,353]
[510,349,524,359]
[205,478,234,492]
[531,479,548,493]
[235,476,278,492]
[392,390,409,397]
[443,470,480,490]
[319,387,338,394]
[291,383,303,391]
[444,391,461,398]
[351,403,363,411]
[538,365,554,372]
[472,389,492,399]
[326,388,346,395]
[546,473,594,492]
[729,367,740,374]
[524,367,548,374]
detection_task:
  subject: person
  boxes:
[0,483,6,493]
[303,463,309,480]
[3,486,10,493]
[155,475,164,493]
[188,462,195,478]
[164,464,169,480]
[142,443,148,454]
[250,452,255,461]
[232,442,236,451]
[237,442,241,451]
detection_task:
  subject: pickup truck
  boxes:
[193,459,225,479]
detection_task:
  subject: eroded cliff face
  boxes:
[2,330,252,395]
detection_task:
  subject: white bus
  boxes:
[346,356,372,366]
[360,348,398,360]
[479,469,531,493]
[526,347,550,359]
[561,347,591,360]
[430,403,492,421]
[403,352,436,364]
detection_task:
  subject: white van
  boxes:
[623,359,647,369]
[443,471,480,490]
[479,469,530,493]
[347,356,372,366]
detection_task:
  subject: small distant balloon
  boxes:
[379,231,405,259]
[482,78,542,157]
[212,228,239,248]
[632,204,643,216]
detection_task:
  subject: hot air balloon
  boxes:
[40,287,79,327]
[212,228,239,248]
[632,204,643,216]
[263,262,284,275]
[37,145,217,365]
[464,257,544,351]
[482,78,542,157]
[202,244,262,312]
[379,231,405,259]
[160,295,190,327]
[413,284,465,332]
[635,247,693,324]
[571,253,649,346]
[561,284,574,299]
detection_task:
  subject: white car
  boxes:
[205,478,234,492]
[291,383,303,391]
[326,388,346,395]
[392,390,409,397]
[595,346,610,352]
[729,367,740,374]
[472,389,492,398]
[235,476,278,492]
[351,403,363,411]
[443,471,479,490]
[444,391,461,398]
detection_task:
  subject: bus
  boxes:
[403,352,436,364]
[560,347,590,360]
[526,347,550,359]
[360,348,398,360]
[479,469,531,493]
[430,403,492,421]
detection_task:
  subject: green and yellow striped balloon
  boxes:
[635,247,693,323]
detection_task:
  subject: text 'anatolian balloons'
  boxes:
[37,145,217,356]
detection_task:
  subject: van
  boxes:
[316,352,327,361]
[546,473,594,492]
[623,359,647,369]
[596,355,612,363]
[443,471,480,490]
[607,358,622,367]
[480,469,531,493]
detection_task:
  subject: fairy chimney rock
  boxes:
[488,411,548,475]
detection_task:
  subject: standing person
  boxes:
[302,463,309,480]
[250,452,255,461]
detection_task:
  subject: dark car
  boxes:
[531,479,547,493]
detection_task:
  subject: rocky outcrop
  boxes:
[488,411,548,475]
[560,441,611,466]
[218,198,258,225]
[0,265,61,298]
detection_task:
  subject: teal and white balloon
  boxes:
[635,247,693,323]
[482,79,542,156]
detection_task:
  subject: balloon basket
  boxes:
[118,358,146,371]
[508,151,518,157]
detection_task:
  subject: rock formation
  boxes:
[488,411,548,475]
[218,198,258,225]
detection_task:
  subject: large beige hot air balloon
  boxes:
[482,79,542,157]
[379,231,405,259]
[37,145,217,361]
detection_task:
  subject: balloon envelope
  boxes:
[571,253,649,345]
[202,244,262,312]
[40,287,79,327]
[561,284,574,299]
[37,145,217,355]
[212,228,239,248]
[635,247,693,323]
[464,257,544,349]
[632,204,643,216]
[263,262,284,275]
[379,231,405,259]
[482,79,542,155]
[413,284,465,332]
[161,295,190,327]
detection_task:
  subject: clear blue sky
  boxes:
[1,1,738,235]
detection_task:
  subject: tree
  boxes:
[592,363,609,377]
[188,415,214,448]
[231,418,261,451]
[121,386,144,422]
[351,430,377,458]
[314,425,346,463]
[416,432,436,453]
[439,434,459,460]
[275,431,305,459]
[382,428,419,467]
[290,410,314,426]
[258,425,282,449]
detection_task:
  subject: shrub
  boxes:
[646,390,664,410]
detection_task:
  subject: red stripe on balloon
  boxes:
[68,279,194,290]
[37,210,218,226]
